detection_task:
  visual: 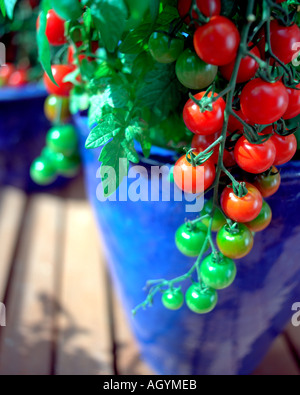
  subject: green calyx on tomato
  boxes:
[216,223,254,260]
[30,156,57,186]
[200,199,227,232]
[148,32,184,64]
[162,288,184,311]
[200,253,237,290]
[175,222,208,257]
[46,124,78,156]
[175,49,218,90]
[185,283,218,314]
[245,200,272,233]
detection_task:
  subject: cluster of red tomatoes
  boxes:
[160,0,300,314]
[30,9,81,186]
[0,63,28,87]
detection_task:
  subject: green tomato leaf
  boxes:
[99,133,129,197]
[37,0,56,84]
[0,0,6,17]
[121,137,140,163]
[90,0,128,53]
[70,86,90,114]
[132,51,155,79]
[150,0,160,21]
[119,24,153,54]
[128,119,152,158]
[86,110,126,149]
[137,63,182,122]
[4,0,17,19]
[51,0,83,21]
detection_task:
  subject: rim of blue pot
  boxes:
[0,84,48,102]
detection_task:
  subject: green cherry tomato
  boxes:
[245,200,272,232]
[148,32,184,64]
[30,156,57,186]
[162,288,184,311]
[200,253,237,290]
[216,223,254,259]
[44,95,71,123]
[201,199,227,232]
[54,152,81,177]
[176,49,218,90]
[46,125,78,156]
[175,222,208,257]
[186,284,218,314]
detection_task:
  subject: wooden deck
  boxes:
[0,176,299,376]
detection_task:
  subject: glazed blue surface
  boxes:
[75,114,300,375]
[0,85,70,191]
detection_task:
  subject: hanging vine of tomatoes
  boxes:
[133,0,300,315]
[33,0,300,314]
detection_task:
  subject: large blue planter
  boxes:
[0,85,68,191]
[74,113,300,375]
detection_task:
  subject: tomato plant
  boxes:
[148,32,184,64]
[162,289,184,311]
[200,253,237,290]
[240,79,289,125]
[234,136,276,174]
[245,201,272,233]
[173,153,216,194]
[220,43,261,83]
[175,222,209,257]
[221,183,263,223]
[44,95,71,123]
[178,0,221,22]
[253,167,281,198]
[37,9,67,46]
[183,92,226,135]
[33,0,300,316]
[217,223,254,259]
[44,65,75,97]
[176,49,218,90]
[194,16,240,66]
[185,284,218,314]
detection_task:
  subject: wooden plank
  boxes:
[55,200,113,375]
[285,323,300,361]
[112,293,154,375]
[0,187,26,301]
[253,335,300,376]
[0,194,63,375]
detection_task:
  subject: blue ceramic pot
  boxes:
[74,113,300,375]
[0,85,68,191]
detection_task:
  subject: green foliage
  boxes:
[3,0,18,19]
[51,0,83,21]
[37,0,56,84]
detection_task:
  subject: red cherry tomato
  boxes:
[234,136,276,174]
[272,134,297,166]
[44,65,76,97]
[221,182,263,223]
[183,92,226,135]
[194,16,240,66]
[68,41,99,64]
[258,20,300,65]
[177,0,221,23]
[173,154,216,194]
[37,9,67,46]
[7,69,27,87]
[220,43,261,83]
[0,63,15,86]
[240,78,289,125]
[283,83,300,120]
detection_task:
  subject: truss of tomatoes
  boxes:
[150,2,300,314]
